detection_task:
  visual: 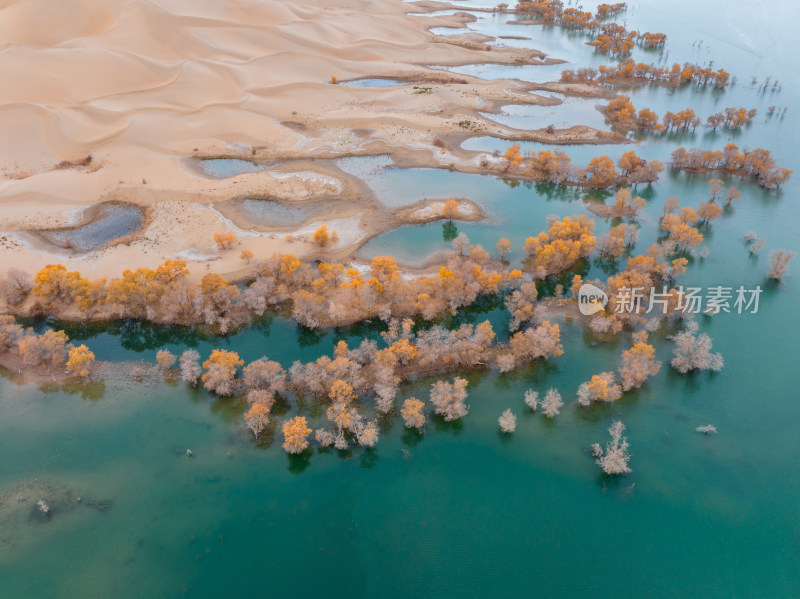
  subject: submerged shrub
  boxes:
[592,420,632,475]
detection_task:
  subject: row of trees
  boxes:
[595,3,626,18]
[670,143,792,189]
[510,1,662,56]
[0,249,521,332]
[588,23,666,56]
[501,145,664,187]
[512,0,609,32]
[706,107,757,130]
[561,59,730,89]
[604,96,756,133]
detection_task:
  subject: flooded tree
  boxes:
[524,215,596,276]
[243,358,286,397]
[670,321,724,373]
[508,320,564,366]
[744,231,765,254]
[244,403,271,438]
[725,186,741,204]
[583,155,618,187]
[202,349,244,396]
[541,388,563,418]
[315,428,335,447]
[430,377,469,421]
[179,349,202,386]
[592,420,632,475]
[577,372,622,406]
[356,421,379,447]
[619,332,661,390]
[156,349,177,370]
[496,238,513,259]
[401,398,426,430]
[767,249,797,281]
[505,278,538,332]
[697,202,723,223]
[498,409,517,433]
[524,389,539,411]
[282,416,312,454]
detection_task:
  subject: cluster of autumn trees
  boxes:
[604,95,665,132]
[2,206,715,338]
[154,294,667,458]
[0,315,95,379]
[505,0,666,58]
[588,23,666,56]
[0,250,523,332]
[670,143,792,189]
[603,96,758,134]
[595,3,626,18]
[0,202,750,467]
[0,237,541,333]
[705,107,757,130]
[561,59,730,89]
[157,289,669,460]
[501,145,664,188]
[509,5,660,56]
[513,0,600,30]
[154,315,563,451]
[522,214,596,277]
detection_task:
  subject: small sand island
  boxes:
[0,0,798,596]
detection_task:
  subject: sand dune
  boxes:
[0,0,609,282]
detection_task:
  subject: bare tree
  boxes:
[524,389,539,411]
[696,424,717,434]
[1,268,33,305]
[498,409,517,433]
[541,388,563,418]
[767,249,797,281]
[430,377,469,421]
[179,349,202,386]
[670,321,724,373]
[592,420,632,475]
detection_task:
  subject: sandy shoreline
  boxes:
[0,0,628,287]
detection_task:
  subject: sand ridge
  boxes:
[0,0,619,282]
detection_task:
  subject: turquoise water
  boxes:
[2,0,800,597]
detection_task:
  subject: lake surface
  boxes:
[36,203,144,252]
[196,158,272,178]
[2,0,799,597]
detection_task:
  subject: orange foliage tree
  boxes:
[524,215,596,276]
[202,349,244,396]
[214,231,238,250]
[282,416,312,453]
[66,345,95,379]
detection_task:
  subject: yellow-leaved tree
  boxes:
[282,416,312,454]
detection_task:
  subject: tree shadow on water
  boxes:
[287,451,312,475]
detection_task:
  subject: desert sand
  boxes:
[0,0,619,283]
